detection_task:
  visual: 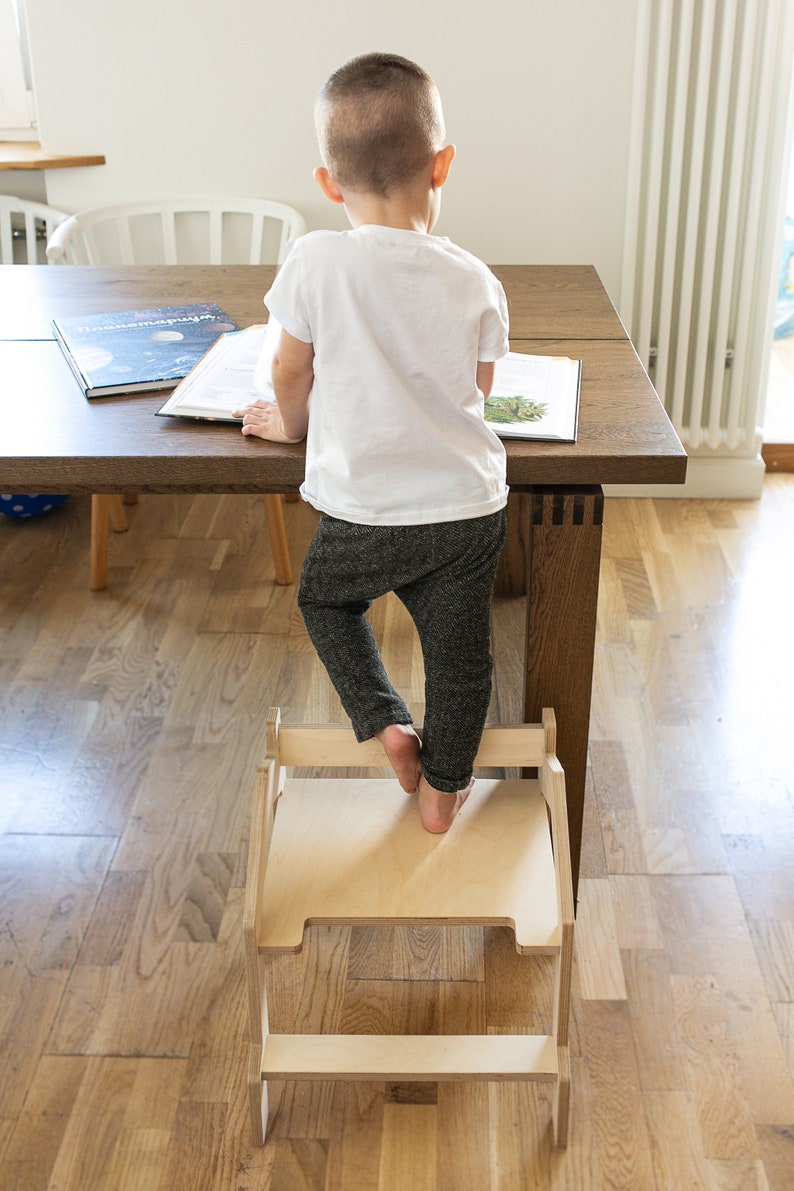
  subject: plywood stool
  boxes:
[243,708,575,1146]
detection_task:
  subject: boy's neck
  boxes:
[342,183,440,235]
[314,147,454,236]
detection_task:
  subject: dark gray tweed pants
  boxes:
[297,508,507,793]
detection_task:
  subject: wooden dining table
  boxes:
[0,263,687,895]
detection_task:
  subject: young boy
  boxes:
[236,52,510,833]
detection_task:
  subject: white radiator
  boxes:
[620,0,794,454]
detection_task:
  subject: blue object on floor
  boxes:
[775,214,794,340]
[0,494,70,518]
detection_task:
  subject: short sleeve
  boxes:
[263,241,313,343]
[477,276,510,362]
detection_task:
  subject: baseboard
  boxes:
[761,443,794,472]
[604,454,766,499]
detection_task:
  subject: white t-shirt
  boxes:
[263,225,510,525]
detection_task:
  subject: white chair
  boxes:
[45,196,306,266]
[46,197,308,589]
[0,195,68,264]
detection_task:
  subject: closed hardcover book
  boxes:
[52,303,239,398]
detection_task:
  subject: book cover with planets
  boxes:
[51,303,239,398]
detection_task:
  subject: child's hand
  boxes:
[233,400,305,443]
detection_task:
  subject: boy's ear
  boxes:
[314,166,346,205]
[431,144,456,190]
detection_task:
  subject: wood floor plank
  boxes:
[578,999,657,1189]
[436,1084,492,1191]
[587,739,649,873]
[43,1057,151,1190]
[104,1126,174,1191]
[670,975,759,1160]
[747,918,794,1004]
[483,927,554,1033]
[772,1002,794,1075]
[347,925,484,982]
[156,1100,229,1191]
[652,874,770,998]
[0,833,115,1118]
[487,1078,552,1190]
[620,949,685,1092]
[574,879,627,1001]
[608,875,664,950]
[378,1103,436,1191]
[268,1139,329,1191]
[645,1089,774,1190]
[721,988,794,1126]
[0,835,116,972]
[0,1055,88,1189]
[324,1082,384,1191]
[755,1125,794,1191]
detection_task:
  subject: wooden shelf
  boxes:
[0,141,105,171]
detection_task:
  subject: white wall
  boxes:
[24,0,638,298]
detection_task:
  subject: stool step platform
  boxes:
[259,777,559,953]
[244,710,574,1146]
[261,1033,559,1081]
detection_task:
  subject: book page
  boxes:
[485,352,580,441]
[159,323,276,418]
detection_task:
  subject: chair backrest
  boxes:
[0,196,68,265]
[46,196,307,267]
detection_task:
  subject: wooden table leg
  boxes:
[523,487,603,902]
[494,490,528,596]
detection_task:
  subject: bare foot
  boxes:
[375,724,422,793]
[417,775,474,834]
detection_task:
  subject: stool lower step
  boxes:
[260,1033,558,1081]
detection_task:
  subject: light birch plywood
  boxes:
[258,778,559,954]
[244,715,574,1149]
[261,1033,557,1081]
[273,722,548,769]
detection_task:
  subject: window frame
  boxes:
[0,0,36,137]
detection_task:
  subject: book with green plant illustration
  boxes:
[485,351,581,441]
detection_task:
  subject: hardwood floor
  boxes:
[1,480,793,1189]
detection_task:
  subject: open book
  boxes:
[155,322,275,421]
[157,324,580,442]
[484,352,581,441]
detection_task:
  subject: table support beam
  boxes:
[522,487,603,903]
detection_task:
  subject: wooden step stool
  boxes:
[243,708,575,1146]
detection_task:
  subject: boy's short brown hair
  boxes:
[315,52,444,197]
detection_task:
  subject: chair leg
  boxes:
[90,494,129,590]
[90,495,112,590]
[262,494,293,585]
[108,495,129,533]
